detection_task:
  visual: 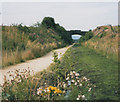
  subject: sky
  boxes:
[1,1,118,30]
[72,35,81,40]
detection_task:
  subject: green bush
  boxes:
[79,30,93,43]
[111,34,116,38]
[104,27,108,30]
[100,32,106,38]
[41,17,55,28]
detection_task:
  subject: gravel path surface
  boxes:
[0,45,72,86]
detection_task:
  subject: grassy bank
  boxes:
[2,44,118,100]
[81,26,118,61]
[65,44,118,100]
[2,17,72,68]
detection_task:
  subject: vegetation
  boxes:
[82,26,118,61]
[79,30,93,43]
[2,17,72,68]
[2,19,119,101]
[41,17,56,29]
[2,44,118,100]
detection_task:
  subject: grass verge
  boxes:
[2,44,119,100]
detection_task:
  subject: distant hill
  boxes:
[82,25,118,61]
[2,17,72,67]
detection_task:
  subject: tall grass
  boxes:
[82,26,118,61]
[2,41,64,67]
[2,23,68,68]
[2,47,95,100]
[2,44,118,100]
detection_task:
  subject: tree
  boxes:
[79,31,93,42]
[41,17,55,28]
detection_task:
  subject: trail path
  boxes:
[0,45,72,86]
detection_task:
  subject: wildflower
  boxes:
[63,83,66,88]
[71,80,75,83]
[44,89,47,93]
[78,95,81,98]
[73,71,76,74]
[48,86,56,90]
[37,88,43,95]
[45,86,62,94]
[83,76,87,81]
[82,95,85,99]
[80,83,82,86]
[18,80,21,83]
[63,90,66,93]
[46,89,50,93]
[76,97,79,100]
[75,73,80,77]
[70,71,73,75]
[83,76,86,79]
[75,82,77,85]
[68,81,71,86]
[77,80,80,82]
[54,89,62,94]
[76,77,79,79]
[88,88,92,92]
[71,76,74,78]
[67,74,70,76]
[94,85,96,87]
[66,77,69,80]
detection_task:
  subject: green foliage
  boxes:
[54,24,72,44]
[83,26,118,62]
[2,44,118,100]
[41,17,72,44]
[111,34,116,38]
[100,32,106,38]
[79,31,93,43]
[2,27,28,51]
[85,31,93,40]
[17,24,30,33]
[53,51,60,64]
[38,44,118,100]
[41,17,55,28]
[2,17,73,67]
[104,27,108,30]
[58,44,118,100]
[2,69,39,100]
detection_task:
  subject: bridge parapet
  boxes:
[67,30,88,36]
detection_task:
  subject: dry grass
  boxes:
[2,25,66,68]
[2,42,59,68]
[83,25,118,61]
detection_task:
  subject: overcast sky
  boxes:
[1,2,118,30]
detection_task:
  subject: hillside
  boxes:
[2,17,72,67]
[82,25,118,61]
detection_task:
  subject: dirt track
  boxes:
[0,45,72,86]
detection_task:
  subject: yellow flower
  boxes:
[45,86,62,94]
[48,86,57,91]
[54,89,62,94]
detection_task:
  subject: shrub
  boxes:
[41,17,55,29]
[104,27,108,30]
[100,32,106,38]
[111,34,116,38]
[79,31,93,43]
